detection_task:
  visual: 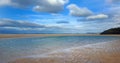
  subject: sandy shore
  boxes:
[9,40,120,63]
[0,34,120,38]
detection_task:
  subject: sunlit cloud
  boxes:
[67,4,93,17]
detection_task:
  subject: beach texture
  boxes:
[0,34,110,38]
[9,40,120,63]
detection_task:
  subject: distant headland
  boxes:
[101,27,120,34]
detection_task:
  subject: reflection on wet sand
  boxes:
[9,40,120,63]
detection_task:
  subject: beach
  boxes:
[9,40,120,63]
[0,34,98,38]
[0,34,120,38]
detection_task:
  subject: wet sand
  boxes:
[9,40,120,63]
[0,34,96,38]
[0,34,120,38]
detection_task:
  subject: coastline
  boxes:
[9,40,120,63]
[0,34,120,38]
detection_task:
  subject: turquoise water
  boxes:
[0,36,120,63]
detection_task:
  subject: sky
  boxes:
[0,0,120,34]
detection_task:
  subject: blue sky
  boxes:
[0,0,120,34]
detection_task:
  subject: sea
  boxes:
[0,36,120,63]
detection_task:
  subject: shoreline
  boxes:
[0,34,120,38]
[9,40,120,63]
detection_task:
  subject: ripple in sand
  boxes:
[9,41,120,63]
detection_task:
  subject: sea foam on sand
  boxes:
[9,40,120,63]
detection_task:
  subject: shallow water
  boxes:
[0,36,120,63]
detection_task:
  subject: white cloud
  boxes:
[0,0,11,6]
[33,0,68,13]
[86,14,108,20]
[67,4,93,17]
[0,0,69,13]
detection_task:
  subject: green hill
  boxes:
[101,27,120,34]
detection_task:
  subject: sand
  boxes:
[0,34,93,38]
[9,40,120,63]
[0,34,120,38]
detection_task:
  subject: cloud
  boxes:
[67,4,93,17]
[33,0,69,13]
[0,19,46,28]
[107,6,120,22]
[0,0,69,13]
[0,0,11,6]
[108,6,120,14]
[106,0,120,4]
[0,18,75,34]
[56,21,69,24]
[86,14,108,20]
[10,0,36,8]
